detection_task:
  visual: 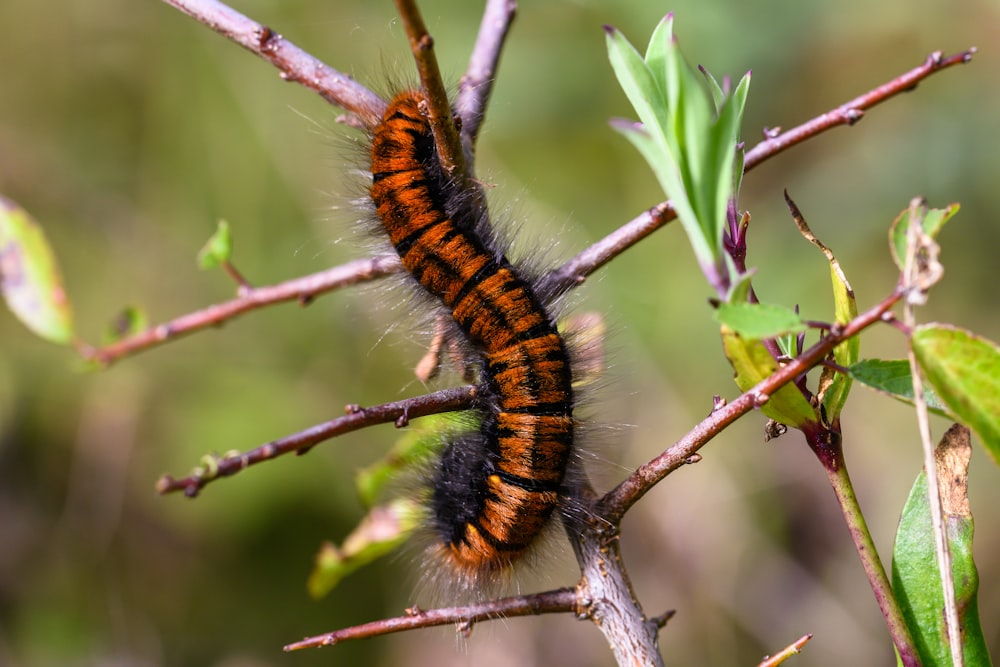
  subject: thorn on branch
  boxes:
[257,25,277,52]
[648,609,676,631]
[456,619,474,638]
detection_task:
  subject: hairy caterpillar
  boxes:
[369,90,575,582]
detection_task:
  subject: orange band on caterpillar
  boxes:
[369,91,574,578]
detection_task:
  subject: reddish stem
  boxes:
[156,386,474,497]
[87,256,399,366]
[284,587,577,651]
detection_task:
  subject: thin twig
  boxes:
[545,201,674,295]
[394,0,467,178]
[220,260,252,294]
[158,0,385,127]
[284,587,577,650]
[901,199,962,667]
[455,0,517,146]
[743,49,975,170]
[757,634,813,667]
[597,285,905,523]
[157,386,475,497]
[87,256,400,366]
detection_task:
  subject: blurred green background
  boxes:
[1,0,997,665]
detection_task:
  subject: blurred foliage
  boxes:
[0,196,75,345]
[0,0,997,665]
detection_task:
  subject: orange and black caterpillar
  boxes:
[369,90,575,580]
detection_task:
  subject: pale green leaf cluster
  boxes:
[606,14,750,293]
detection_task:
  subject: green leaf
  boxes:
[606,23,708,267]
[606,17,750,293]
[724,266,755,305]
[605,25,667,146]
[706,71,751,249]
[699,64,727,112]
[847,359,951,417]
[912,325,1000,464]
[714,302,806,340]
[307,498,422,599]
[892,424,993,666]
[821,263,859,420]
[197,219,233,269]
[0,196,75,345]
[889,202,959,272]
[721,325,818,428]
[774,333,796,360]
[102,306,148,344]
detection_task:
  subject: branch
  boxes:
[757,634,813,667]
[395,0,467,178]
[455,0,518,146]
[284,587,577,651]
[597,285,906,523]
[568,517,667,666]
[127,10,973,367]
[743,49,975,170]
[545,201,674,294]
[131,46,969,495]
[267,284,904,659]
[156,386,475,497]
[158,0,385,128]
[138,8,975,656]
[86,256,400,366]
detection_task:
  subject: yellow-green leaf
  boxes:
[721,325,818,428]
[788,192,859,421]
[0,196,75,345]
[354,415,450,507]
[307,498,422,599]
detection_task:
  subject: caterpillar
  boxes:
[369,90,575,582]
